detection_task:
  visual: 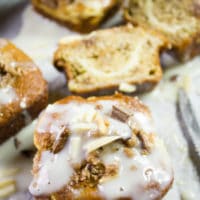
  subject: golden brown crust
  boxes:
[0,39,48,143]
[32,0,120,33]
[54,24,168,95]
[124,0,200,61]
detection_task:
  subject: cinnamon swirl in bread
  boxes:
[32,0,120,32]
[0,39,48,144]
[124,0,200,61]
[54,24,168,95]
[29,94,173,200]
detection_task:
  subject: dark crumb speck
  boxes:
[14,137,21,149]
[169,74,179,82]
[21,149,36,158]
[120,187,124,191]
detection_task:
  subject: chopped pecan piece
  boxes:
[124,147,134,158]
[137,131,152,153]
[125,134,137,147]
[105,164,118,177]
[70,160,105,188]
[51,126,69,153]
[83,136,121,154]
[111,105,132,122]
[100,164,119,183]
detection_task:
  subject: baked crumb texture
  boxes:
[124,0,200,61]
[29,94,173,200]
[54,24,168,95]
[0,39,48,143]
[32,0,120,32]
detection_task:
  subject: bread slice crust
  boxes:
[0,39,48,143]
[32,0,120,33]
[30,94,173,200]
[124,0,200,61]
[54,24,168,95]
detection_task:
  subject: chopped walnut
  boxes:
[137,131,153,153]
[51,126,69,153]
[105,164,118,177]
[70,151,105,188]
[86,151,101,164]
[100,164,119,183]
[84,136,121,154]
[124,147,134,158]
[70,160,105,188]
[125,134,137,147]
[111,105,131,122]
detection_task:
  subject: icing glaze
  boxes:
[99,138,172,200]
[37,101,135,139]
[29,144,73,195]
[0,86,18,105]
[29,99,172,199]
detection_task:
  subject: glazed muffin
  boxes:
[124,0,200,61]
[0,39,48,143]
[32,0,120,32]
[29,94,173,200]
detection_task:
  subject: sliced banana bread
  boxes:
[32,0,120,32]
[0,39,48,144]
[54,24,168,95]
[124,0,200,60]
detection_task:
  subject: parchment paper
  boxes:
[0,2,200,200]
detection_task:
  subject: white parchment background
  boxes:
[0,2,200,200]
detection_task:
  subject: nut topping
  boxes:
[111,105,132,122]
[70,159,105,188]
[83,136,121,154]
[100,164,119,183]
[137,131,153,154]
[52,126,69,154]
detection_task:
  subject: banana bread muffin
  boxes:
[29,94,173,200]
[0,39,48,143]
[54,24,168,95]
[124,0,200,61]
[32,0,120,32]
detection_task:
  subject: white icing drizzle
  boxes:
[29,144,73,196]
[29,100,172,198]
[37,101,134,139]
[133,112,155,133]
[99,138,172,200]
[0,86,18,105]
